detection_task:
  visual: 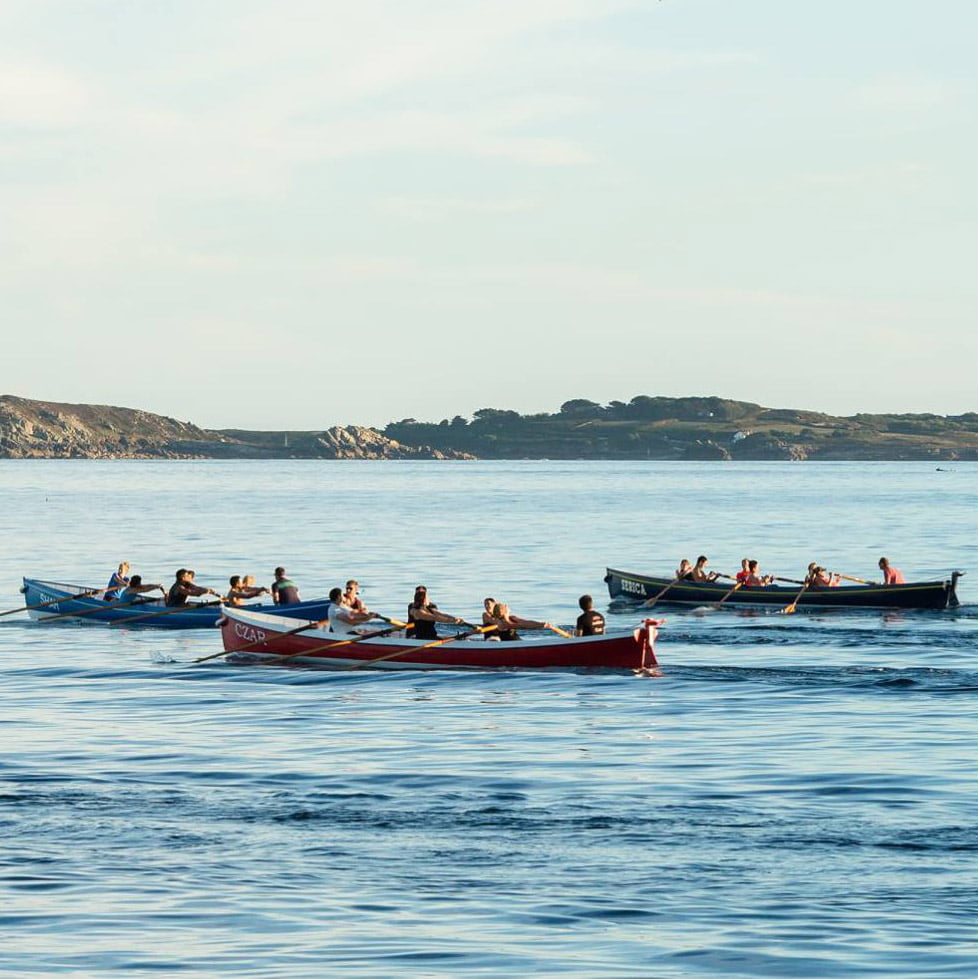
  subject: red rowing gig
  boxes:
[218,606,661,671]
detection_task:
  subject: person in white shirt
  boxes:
[323,587,376,636]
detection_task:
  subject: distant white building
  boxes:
[732,430,751,442]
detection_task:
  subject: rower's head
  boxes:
[130,575,142,587]
[414,585,427,605]
[118,561,130,574]
[345,579,359,593]
[748,560,758,572]
[878,557,889,570]
[242,575,256,587]
[229,575,241,588]
[695,555,708,568]
[578,594,594,611]
[492,603,507,618]
[329,587,343,602]
[175,568,189,581]
[808,562,817,573]
[678,559,691,571]
[483,597,495,611]
[274,566,286,580]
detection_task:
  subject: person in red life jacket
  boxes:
[271,567,300,605]
[744,559,774,587]
[878,557,906,585]
[104,561,131,601]
[575,594,606,636]
[406,585,465,641]
[735,558,750,585]
[166,568,220,606]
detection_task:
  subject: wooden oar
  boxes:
[37,593,164,623]
[255,622,418,667]
[835,572,871,585]
[771,575,805,585]
[548,624,573,639]
[108,600,223,626]
[341,624,498,671]
[644,575,683,608]
[713,581,744,609]
[190,618,323,663]
[0,586,116,618]
[781,578,812,615]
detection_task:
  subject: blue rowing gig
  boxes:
[21,577,333,629]
[605,567,963,610]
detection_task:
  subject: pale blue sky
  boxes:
[2,0,975,428]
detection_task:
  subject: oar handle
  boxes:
[548,624,573,639]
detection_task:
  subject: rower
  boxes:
[744,559,773,587]
[575,594,606,636]
[118,574,165,603]
[104,561,131,601]
[341,579,368,613]
[271,567,301,605]
[226,575,270,606]
[690,555,720,583]
[735,558,750,585]
[485,602,553,642]
[878,557,906,585]
[675,559,694,581]
[166,568,220,606]
[809,565,840,589]
[407,585,464,640]
[322,587,376,636]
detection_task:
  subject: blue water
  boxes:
[1,461,976,976]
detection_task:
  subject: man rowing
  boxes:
[322,587,376,636]
[166,569,220,606]
[118,575,165,604]
[878,557,906,585]
[104,561,131,601]
[690,555,720,583]
[575,595,606,636]
[271,567,300,605]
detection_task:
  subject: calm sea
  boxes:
[1,460,976,977]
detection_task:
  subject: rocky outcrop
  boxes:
[731,433,810,461]
[0,396,474,460]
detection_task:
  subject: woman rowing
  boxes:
[675,559,694,581]
[407,585,465,640]
[808,565,840,588]
[484,602,554,642]
[104,562,131,601]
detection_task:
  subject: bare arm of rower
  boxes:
[412,607,464,625]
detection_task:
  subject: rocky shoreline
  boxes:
[4,394,978,461]
[0,396,473,461]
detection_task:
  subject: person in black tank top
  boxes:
[575,594,606,636]
[485,602,555,641]
[407,586,465,641]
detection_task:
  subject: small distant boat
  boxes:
[605,568,962,610]
[218,605,661,670]
[20,577,333,629]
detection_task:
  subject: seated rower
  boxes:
[482,597,500,640]
[271,567,301,605]
[225,575,270,607]
[166,569,220,606]
[486,602,554,642]
[810,565,840,588]
[675,559,694,581]
[341,579,368,613]
[321,587,376,636]
[878,557,906,585]
[735,558,750,585]
[690,555,720,583]
[407,585,464,641]
[744,559,774,587]
[104,561,131,601]
[118,574,165,604]
[575,594,606,636]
